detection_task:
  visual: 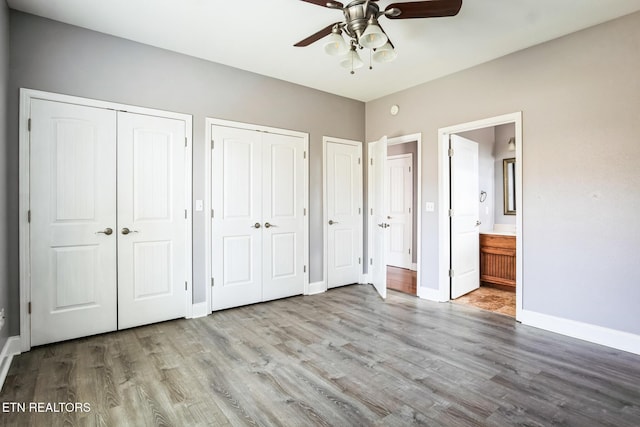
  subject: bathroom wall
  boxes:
[494,123,516,225]
[456,127,496,233]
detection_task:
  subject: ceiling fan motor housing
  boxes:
[343,0,380,40]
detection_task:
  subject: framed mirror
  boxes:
[503,158,516,215]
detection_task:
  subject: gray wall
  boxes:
[6,11,365,334]
[387,141,417,263]
[366,11,640,335]
[0,0,9,348]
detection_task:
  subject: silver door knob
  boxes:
[476,220,482,226]
[97,227,113,235]
[121,227,139,235]
[387,216,392,219]
[252,222,261,229]
[378,223,387,228]
[264,222,274,228]
[328,220,339,225]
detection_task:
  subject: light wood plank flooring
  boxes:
[2,284,640,426]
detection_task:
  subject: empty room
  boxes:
[1,0,640,425]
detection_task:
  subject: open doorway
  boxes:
[438,113,523,320]
[385,134,421,297]
[367,133,422,300]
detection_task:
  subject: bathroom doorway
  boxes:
[437,113,522,320]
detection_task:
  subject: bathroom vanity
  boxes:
[479,233,516,290]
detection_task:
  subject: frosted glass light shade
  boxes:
[340,49,364,70]
[360,23,387,49]
[373,42,397,63]
[324,32,348,56]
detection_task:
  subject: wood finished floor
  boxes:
[387,266,416,295]
[2,284,640,426]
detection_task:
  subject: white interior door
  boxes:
[450,134,480,299]
[211,125,263,310]
[117,112,188,329]
[326,140,362,288]
[30,99,117,346]
[369,136,388,299]
[262,132,306,301]
[386,154,413,269]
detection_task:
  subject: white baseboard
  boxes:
[520,309,640,356]
[0,336,21,391]
[190,302,209,319]
[419,286,448,302]
[306,281,326,295]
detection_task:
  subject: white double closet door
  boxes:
[29,99,189,346]
[211,124,307,311]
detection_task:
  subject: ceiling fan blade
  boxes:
[299,0,344,9]
[294,22,340,47]
[385,0,462,19]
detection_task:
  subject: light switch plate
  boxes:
[425,202,435,212]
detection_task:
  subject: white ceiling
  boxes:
[8,0,640,101]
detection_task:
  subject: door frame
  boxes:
[205,118,309,313]
[385,153,414,271]
[322,136,364,294]
[366,133,422,296]
[437,112,523,319]
[19,88,193,352]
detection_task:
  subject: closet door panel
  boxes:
[262,133,305,301]
[211,126,263,310]
[30,99,117,346]
[117,112,187,329]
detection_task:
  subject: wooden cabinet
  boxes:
[480,234,516,289]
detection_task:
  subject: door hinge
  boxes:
[449,269,454,277]
[28,302,31,314]
[449,209,454,217]
[370,208,373,215]
[211,209,214,218]
[27,210,31,223]
[408,248,411,255]
[304,265,307,273]
[358,257,361,265]
[211,277,214,287]
[358,157,361,165]
[409,166,411,173]
[185,137,188,147]
[185,281,188,291]
[211,139,214,150]
[448,148,454,157]
[303,208,307,216]
[303,151,306,159]
[358,207,361,215]
[185,209,188,219]
[408,207,411,213]
[28,118,32,132]
[370,258,373,266]
[370,158,373,166]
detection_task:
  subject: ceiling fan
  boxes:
[294,0,463,73]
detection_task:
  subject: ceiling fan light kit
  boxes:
[295,0,463,74]
[324,27,350,55]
